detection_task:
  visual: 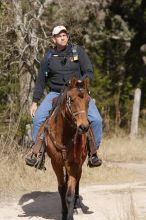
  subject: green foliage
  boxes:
[0,70,19,111]
[90,68,112,109]
[0,0,9,17]
[16,114,32,140]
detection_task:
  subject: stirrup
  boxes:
[25,151,46,171]
[25,150,37,166]
[34,153,46,171]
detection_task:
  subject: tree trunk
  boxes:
[12,0,36,111]
[12,0,54,112]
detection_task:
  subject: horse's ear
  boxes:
[83,77,89,89]
[69,77,77,88]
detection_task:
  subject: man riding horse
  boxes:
[25,25,102,168]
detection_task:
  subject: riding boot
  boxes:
[25,142,46,170]
[88,150,102,167]
[25,145,38,167]
[87,128,102,167]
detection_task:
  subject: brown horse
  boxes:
[40,78,90,220]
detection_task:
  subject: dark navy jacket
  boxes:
[33,44,94,102]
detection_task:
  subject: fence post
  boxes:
[130,88,141,138]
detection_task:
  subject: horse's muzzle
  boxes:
[78,124,89,134]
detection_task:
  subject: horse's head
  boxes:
[65,78,90,134]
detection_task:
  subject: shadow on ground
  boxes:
[18,191,93,220]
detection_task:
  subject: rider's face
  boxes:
[52,31,69,49]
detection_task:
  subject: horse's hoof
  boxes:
[74,196,81,209]
[74,208,83,215]
[62,213,67,220]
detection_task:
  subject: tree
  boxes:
[1,0,146,141]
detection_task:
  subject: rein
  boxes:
[45,110,68,160]
[48,127,67,160]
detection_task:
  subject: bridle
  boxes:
[62,88,88,126]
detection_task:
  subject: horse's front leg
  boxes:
[74,167,82,210]
[58,184,68,220]
[74,180,81,209]
[51,161,68,220]
[66,175,77,220]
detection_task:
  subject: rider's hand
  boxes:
[30,102,38,118]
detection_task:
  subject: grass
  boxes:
[101,134,146,162]
[0,155,138,198]
[0,134,145,197]
[0,134,146,220]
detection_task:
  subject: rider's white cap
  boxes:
[52,25,67,36]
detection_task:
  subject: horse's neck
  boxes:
[50,107,76,145]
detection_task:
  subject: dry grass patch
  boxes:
[0,135,145,197]
[81,162,139,186]
[101,135,146,162]
[0,155,57,198]
[0,154,139,198]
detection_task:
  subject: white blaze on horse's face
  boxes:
[67,86,90,134]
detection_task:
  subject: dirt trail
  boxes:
[0,163,146,220]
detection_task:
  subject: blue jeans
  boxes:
[32,92,102,149]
